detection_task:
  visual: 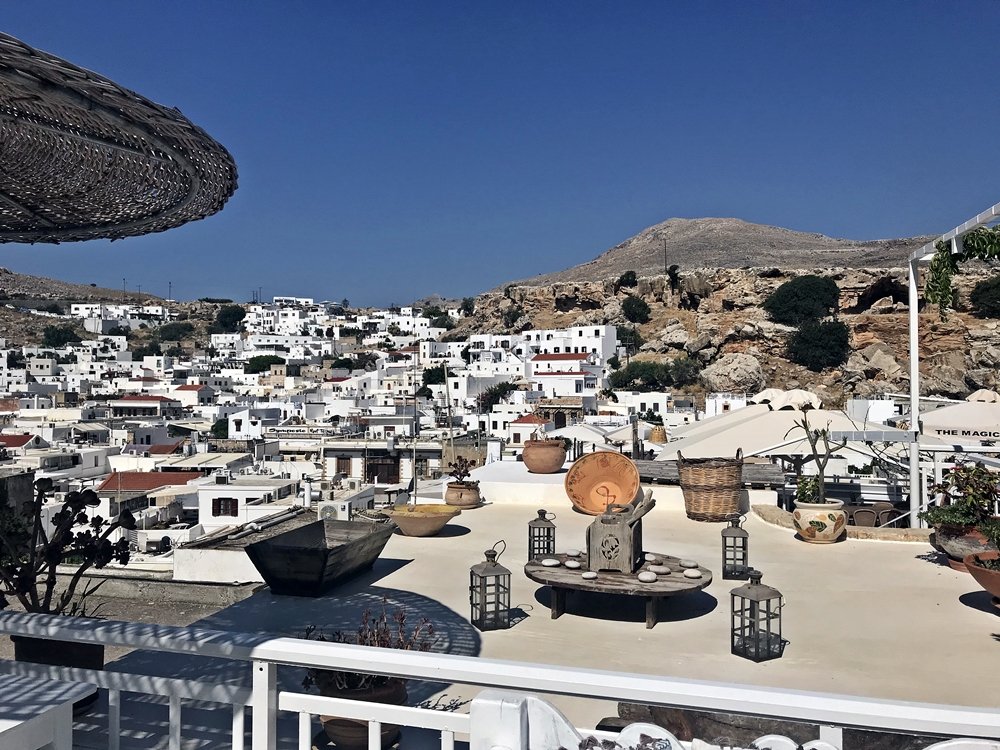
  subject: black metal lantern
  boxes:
[730,569,784,662]
[722,514,750,580]
[470,541,511,631]
[527,509,556,560]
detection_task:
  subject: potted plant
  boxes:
[444,456,481,508]
[964,519,1000,606]
[0,477,135,708]
[522,431,567,474]
[787,415,847,544]
[302,603,435,748]
[919,461,999,572]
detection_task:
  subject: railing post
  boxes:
[251,660,278,750]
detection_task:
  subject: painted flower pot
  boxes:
[320,678,407,748]
[935,524,998,572]
[792,499,847,544]
[522,439,567,474]
[444,481,481,508]
[384,504,461,537]
[964,551,1000,607]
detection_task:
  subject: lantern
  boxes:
[470,541,511,631]
[730,569,784,662]
[527,509,556,560]
[721,514,749,580]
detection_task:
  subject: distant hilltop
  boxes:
[506,217,932,288]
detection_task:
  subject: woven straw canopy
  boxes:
[0,32,237,244]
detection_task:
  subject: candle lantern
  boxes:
[721,514,750,580]
[470,541,511,631]
[527,509,556,560]
[730,569,784,662]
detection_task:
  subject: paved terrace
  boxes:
[1,489,997,748]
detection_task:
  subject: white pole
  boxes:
[907,257,922,527]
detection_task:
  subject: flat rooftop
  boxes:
[64,489,998,742]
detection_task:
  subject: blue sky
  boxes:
[3,2,999,305]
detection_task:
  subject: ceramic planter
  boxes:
[384,504,461,537]
[964,551,1000,607]
[522,439,567,474]
[792,499,847,544]
[444,481,481,508]
[935,524,998,572]
[320,678,407,748]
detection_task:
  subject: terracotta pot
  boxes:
[12,635,102,712]
[522,438,567,474]
[935,524,998,572]
[444,481,481,508]
[384,504,461,537]
[792,500,847,544]
[964,551,1000,607]
[320,678,408,749]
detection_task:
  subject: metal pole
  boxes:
[907,257,922,527]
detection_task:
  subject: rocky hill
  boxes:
[508,217,932,287]
[458,264,1000,406]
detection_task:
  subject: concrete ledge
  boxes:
[752,504,933,543]
[54,571,264,606]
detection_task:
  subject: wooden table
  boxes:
[524,552,712,629]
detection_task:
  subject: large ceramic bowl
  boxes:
[564,452,640,515]
[383,504,461,537]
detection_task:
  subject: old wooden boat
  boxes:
[245,519,394,597]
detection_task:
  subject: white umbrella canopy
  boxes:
[666,403,772,443]
[767,389,823,411]
[920,401,1000,443]
[966,388,1000,404]
[659,408,879,461]
[749,388,785,404]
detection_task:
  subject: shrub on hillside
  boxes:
[787,320,850,371]
[157,322,195,341]
[616,326,644,351]
[215,304,246,333]
[970,276,1000,318]
[616,271,638,289]
[763,275,840,325]
[41,325,81,348]
[622,295,650,324]
[245,355,285,374]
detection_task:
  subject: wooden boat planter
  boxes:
[245,520,394,597]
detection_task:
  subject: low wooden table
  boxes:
[0,675,94,750]
[524,552,712,629]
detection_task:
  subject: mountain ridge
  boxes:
[505,217,933,288]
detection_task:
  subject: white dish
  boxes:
[638,571,658,583]
[581,571,598,580]
[540,558,561,567]
[565,549,581,557]
[564,560,581,569]
[644,554,660,563]
[648,565,670,575]
[683,568,703,579]
[679,559,699,569]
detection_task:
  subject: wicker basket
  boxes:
[677,449,744,522]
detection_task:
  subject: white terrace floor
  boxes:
[66,485,998,749]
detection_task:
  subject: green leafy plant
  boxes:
[786,413,847,504]
[41,324,82,348]
[447,456,478,485]
[622,295,650,324]
[763,275,840,325]
[0,479,134,614]
[616,270,638,289]
[925,227,1000,319]
[302,604,434,692]
[787,320,850,371]
[918,461,999,528]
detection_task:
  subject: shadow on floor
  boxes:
[531,586,717,625]
[958,589,1000,616]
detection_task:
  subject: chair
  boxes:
[852,508,878,527]
[877,508,902,528]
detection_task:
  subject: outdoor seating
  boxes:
[851,508,878,527]
[0,675,93,750]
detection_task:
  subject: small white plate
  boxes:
[648,565,670,575]
[644,554,661,563]
[683,568,703,579]
[581,571,598,580]
[565,549,581,557]
[541,558,561,567]
[679,559,699,569]
[564,560,581,569]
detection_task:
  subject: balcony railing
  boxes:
[0,611,997,750]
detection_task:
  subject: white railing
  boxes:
[0,611,997,750]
